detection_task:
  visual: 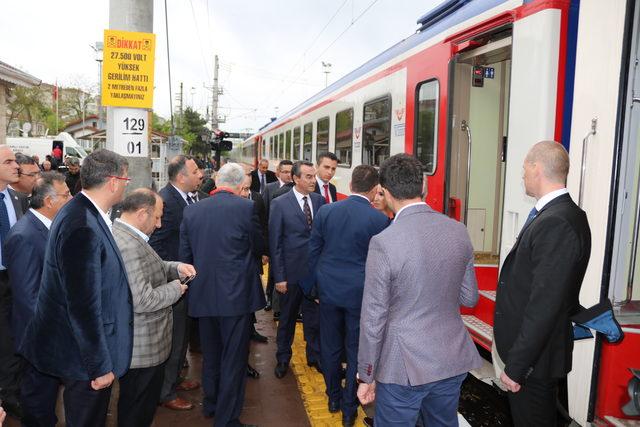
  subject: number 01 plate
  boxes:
[113,108,149,157]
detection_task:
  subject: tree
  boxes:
[178,107,210,156]
[152,113,172,134]
[6,86,49,134]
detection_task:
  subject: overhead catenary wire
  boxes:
[188,0,212,83]
[163,0,175,132]
[256,0,381,118]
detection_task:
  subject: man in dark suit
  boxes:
[180,163,265,426]
[314,152,338,203]
[11,153,41,213]
[270,161,325,379]
[149,154,203,410]
[19,149,132,426]
[309,165,388,425]
[0,145,25,418]
[263,159,293,313]
[250,159,277,194]
[494,141,591,426]
[5,172,71,426]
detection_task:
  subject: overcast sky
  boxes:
[1,0,442,133]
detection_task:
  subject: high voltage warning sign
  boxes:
[102,29,155,109]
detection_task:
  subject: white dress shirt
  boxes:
[292,187,314,219]
[81,191,113,233]
[393,202,426,223]
[115,218,149,242]
[171,183,192,204]
[535,188,569,211]
[30,208,52,230]
[316,176,334,203]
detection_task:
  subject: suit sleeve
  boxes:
[62,227,113,379]
[251,202,265,261]
[5,234,40,328]
[308,206,325,277]
[358,236,391,383]
[459,256,479,307]
[165,261,181,282]
[268,200,286,283]
[179,214,193,265]
[253,194,269,255]
[149,200,175,260]
[504,217,582,382]
[118,243,182,314]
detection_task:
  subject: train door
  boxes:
[447,36,512,267]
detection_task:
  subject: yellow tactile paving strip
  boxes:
[290,324,367,427]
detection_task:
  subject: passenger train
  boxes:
[240,0,640,424]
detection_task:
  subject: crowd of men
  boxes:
[0,139,590,427]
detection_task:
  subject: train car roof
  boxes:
[252,0,515,139]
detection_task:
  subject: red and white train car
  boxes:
[241,0,640,424]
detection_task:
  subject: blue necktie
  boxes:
[523,207,538,230]
[0,193,10,264]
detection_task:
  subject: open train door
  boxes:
[439,0,579,422]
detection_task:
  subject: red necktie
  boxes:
[323,184,330,204]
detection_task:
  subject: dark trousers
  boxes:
[61,378,112,427]
[160,296,190,402]
[118,363,165,427]
[20,362,60,427]
[508,376,559,426]
[0,270,21,404]
[200,314,252,427]
[375,374,466,426]
[275,283,320,364]
[319,303,360,417]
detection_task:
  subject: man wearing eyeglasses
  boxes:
[10,153,41,214]
[4,172,71,425]
[19,149,133,426]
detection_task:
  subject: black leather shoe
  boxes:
[342,414,356,427]
[273,311,280,321]
[328,399,341,413]
[274,362,288,378]
[247,364,260,379]
[251,330,269,343]
[264,302,272,312]
[363,416,374,427]
[340,367,346,378]
[296,313,303,323]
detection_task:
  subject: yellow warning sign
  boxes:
[102,29,155,109]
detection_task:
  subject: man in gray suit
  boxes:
[113,189,196,427]
[357,154,482,426]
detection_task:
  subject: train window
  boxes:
[362,95,391,166]
[285,130,292,160]
[316,117,329,157]
[293,127,301,161]
[262,138,267,158]
[278,133,284,159]
[303,122,313,162]
[270,136,274,158]
[415,80,438,174]
[335,108,353,167]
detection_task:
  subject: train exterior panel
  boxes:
[240,0,640,424]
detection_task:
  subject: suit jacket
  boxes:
[149,183,187,261]
[494,193,591,382]
[269,189,325,285]
[250,169,277,193]
[358,204,482,385]
[180,190,266,317]
[4,210,48,346]
[263,181,284,220]
[314,180,337,203]
[309,195,389,308]
[249,191,268,256]
[20,193,133,380]
[13,190,29,215]
[113,220,183,369]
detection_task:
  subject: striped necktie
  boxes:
[302,196,312,228]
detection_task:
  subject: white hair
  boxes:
[216,163,245,187]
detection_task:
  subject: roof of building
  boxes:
[0,61,41,87]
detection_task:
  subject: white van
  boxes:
[6,132,88,162]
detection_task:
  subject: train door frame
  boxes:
[445,29,513,265]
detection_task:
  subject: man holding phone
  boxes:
[113,189,196,427]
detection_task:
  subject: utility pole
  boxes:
[106,0,154,191]
[322,61,332,88]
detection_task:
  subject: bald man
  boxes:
[493,141,591,426]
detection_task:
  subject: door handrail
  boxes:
[578,118,597,208]
[461,120,472,223]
